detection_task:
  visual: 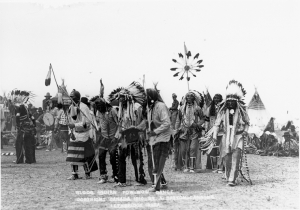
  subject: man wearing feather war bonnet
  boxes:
[212,80,250,186]
[175,90,205,172]
[108,82,148,187]
[10,90,37,164]
[65,89,98,180]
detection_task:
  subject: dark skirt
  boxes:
[66,138,98,172]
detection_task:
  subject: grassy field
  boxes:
[1,145,299,210]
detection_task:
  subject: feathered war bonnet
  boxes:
[108,81,146,121]
[10,89,35,107]
[9,89,35,119]
[219,80,248,117]
[108,81,146,105]
[225,80,246,102]
[181,90,204,108]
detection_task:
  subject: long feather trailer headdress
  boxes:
[108,81,146,105]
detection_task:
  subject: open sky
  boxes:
[0,0,299,124]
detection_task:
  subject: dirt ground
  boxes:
[1,145,299,210]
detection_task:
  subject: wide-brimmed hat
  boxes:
[45,92,52,98]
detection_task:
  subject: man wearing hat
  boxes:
[43,92,52,111]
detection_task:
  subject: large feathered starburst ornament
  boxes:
[171,42,204,84]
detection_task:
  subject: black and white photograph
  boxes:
[0,0,299,209]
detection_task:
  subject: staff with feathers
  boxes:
[45,64,97,130]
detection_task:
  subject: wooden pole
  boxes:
[143,74,157,185]
[50,64,97,130]
[50,64,59,90]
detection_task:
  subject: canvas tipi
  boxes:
[247,88,271,130]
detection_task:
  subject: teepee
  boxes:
[247,88,271,130]
[51,79,71,106]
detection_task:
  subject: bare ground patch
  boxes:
[1,146,299,210]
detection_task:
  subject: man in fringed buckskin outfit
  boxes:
[175,91,205,172]
[212,80,250,186]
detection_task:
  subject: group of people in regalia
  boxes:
[170,80,251,187]
[8,78,251,190]
[62,81,170,192]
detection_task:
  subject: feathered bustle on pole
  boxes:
[45,64,52,86]
[100,79,104,98]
